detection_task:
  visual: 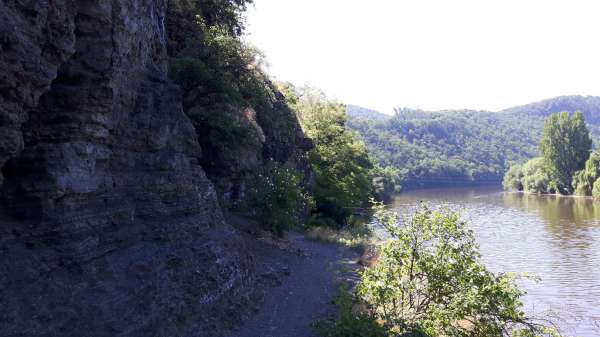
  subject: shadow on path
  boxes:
[227,232,359,337]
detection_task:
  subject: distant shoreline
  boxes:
[401,180,502,191]
[505,190,597,200]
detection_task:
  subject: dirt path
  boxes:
[227,232,359,337]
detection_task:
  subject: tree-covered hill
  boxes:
[500,95,600,123]
[500,95,600,139]
[347,96,600,188]
[346,105,391,121]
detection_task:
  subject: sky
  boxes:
[245,0,600,113]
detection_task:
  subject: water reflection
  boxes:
[503,192,600,227]
[390,186,600,337]
[503,192,600,248]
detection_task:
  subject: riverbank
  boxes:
[391,186,600,336]
[506,189,599,200]
[400,179,502,191]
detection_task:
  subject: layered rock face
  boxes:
[0,1,257,336]
[194,97,313,211]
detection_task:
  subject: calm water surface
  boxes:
[389,185,600,337]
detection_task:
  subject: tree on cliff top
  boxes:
[283,85,374,226]
[540,111,591,194]
[167,0,273,112]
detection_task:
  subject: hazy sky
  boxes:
[245,0,600,113]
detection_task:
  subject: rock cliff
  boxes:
[0,1,309,336]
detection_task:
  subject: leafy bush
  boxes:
[306,215,374,253]
[169,24,274,109]
[350,204,559,337]
[168,57,212,91]
[504,158,559,195]
[188,106,251,146]
[372,165,405,202]
[317,287,389,337]
[201,26,275,108]
[593,178,600,199]
[521,158,556,194]
[305,226,372,254]
[167,0,277,138]
[572,151,600,196]
[503,164,524,191]
[250,162,309,236]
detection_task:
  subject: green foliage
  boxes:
[167,0,253,45]
[183,104,253,146]
[539,111,592,194]
[167,0,276,124]
[504,112,595,195]
[593,178,600,198]
[503,164,524,191]
[285,86,374,226]
[519,158,556,194]
[351,203,559,337]
[372,166,405,202]
[501,95,600,125]
[193,0,254,36]
[318,286,389,337]
[250,162,309,236]
[169,24,274,110]
[572,151,600,196]
[168,57,212,91]
[348,97,600,189]
[347,107,540,188]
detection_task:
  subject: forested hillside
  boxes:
[347,96,600,188]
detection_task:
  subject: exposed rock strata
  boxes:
[193,99,313,211]
[0,1,288,336]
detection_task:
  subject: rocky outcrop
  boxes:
[193,96,313,211]
[0,1,262,336]
[165,1,313,214]
[0,0,76,186]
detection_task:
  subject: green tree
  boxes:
[520,158,555,194]
[503,164,524,191]
[354,204,559,337]
[167,0,275,113]
[250,162,310,236]
[372,165,405,202]
[539,111,592,194]
[285,85,374,226]
[593,178,600,198]
[572,151,600,196]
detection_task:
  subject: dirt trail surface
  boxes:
[227,232,360,337]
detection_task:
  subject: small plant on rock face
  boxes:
[250,161,310,236]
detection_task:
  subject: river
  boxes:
[389,185,600,337]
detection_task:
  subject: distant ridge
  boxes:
[346,95,600,188]
[500,95,600,124]
[346,105,390,121]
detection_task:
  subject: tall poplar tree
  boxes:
[539,111,592,193]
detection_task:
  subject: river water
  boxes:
[389,185,600,337]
